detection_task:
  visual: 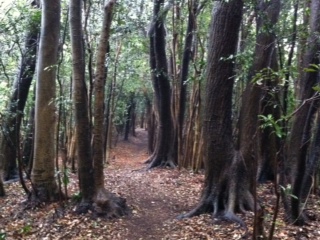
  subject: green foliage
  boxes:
[63,168,70,186]
[71,192,82,202]
[280,184,298,199]
[0,231,5,240]
[305,64,320,73]
[20,224,32,235]
[251,68,283,85]
[259,114,285,138]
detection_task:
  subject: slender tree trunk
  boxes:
[124,94,134,141]
[177,0,198,166]
[69,0,94,212]
[92,0,127,217]
[0,1,40,181]
[22,106,35,176]
[31,0,60,202]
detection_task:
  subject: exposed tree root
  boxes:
[93,188,128,219]
[27,182,63,208]
[178,167,255,234]
[75,200,93,214]
[146,155,176,170]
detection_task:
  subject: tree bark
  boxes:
[177,0,198,166]
[179,0,246,225]
[92,0,127,218]
[69,0,94,212]
[287,0,320,225]
[147,0,176,169]
[31,0,60,202]
[238,0,281,184]
[0,1,40,181]
[0,177,4,197]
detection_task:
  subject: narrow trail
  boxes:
[106,128,199,239]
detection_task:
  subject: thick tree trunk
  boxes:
[287,0,320,225]
[31,0,60,202]
[0,1,39,181]
[69,0,94,212]
[180,0,246,225]
[301,111,320,200]
[147,0,176,169]
[238,0,281,184]
[92,0,127,218]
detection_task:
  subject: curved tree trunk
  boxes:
[31,0,61,202]
[287,0,320,225]
[180,0,246,225]
[69,0,94,212]
[92,0,127,218]
[0,1,40,181]
[147,0,176,169]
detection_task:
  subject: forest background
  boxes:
[0,0,320,239]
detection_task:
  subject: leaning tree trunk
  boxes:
[92,0,127,218]
[147,0,176,169]
[287,0,320,225]
[0,1,40,181]
[31,0,60,202]
[179,0,247,225]
[69,0,95,213]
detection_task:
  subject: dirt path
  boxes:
[106,128,200,239]
[2,128,315,239]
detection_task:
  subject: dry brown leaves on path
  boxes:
[1,128,320,239]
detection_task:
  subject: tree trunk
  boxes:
[124,94,134,141]
[69,0,94,212]
[179,0,247,225]
[147,0,176,169]
[22,106,35,176]
[145,95,155,154]
[92,0,127,218]
[31,0,60,202]
[238,0,281,183]
[0,1,40,181]
[0,177,4,197]
[177,0,198,166]
[287,0,320,225]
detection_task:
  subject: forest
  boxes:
[0,0,320,239]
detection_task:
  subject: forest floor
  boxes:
[1,128,320,239]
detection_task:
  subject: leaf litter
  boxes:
[1,128,320,239]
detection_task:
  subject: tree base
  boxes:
[93,188,128,219]
[177,153,256,231]
[0,181,4,197]
[146,154,176,169]
[27,182,63,207]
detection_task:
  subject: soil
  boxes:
[1,128,320,239]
